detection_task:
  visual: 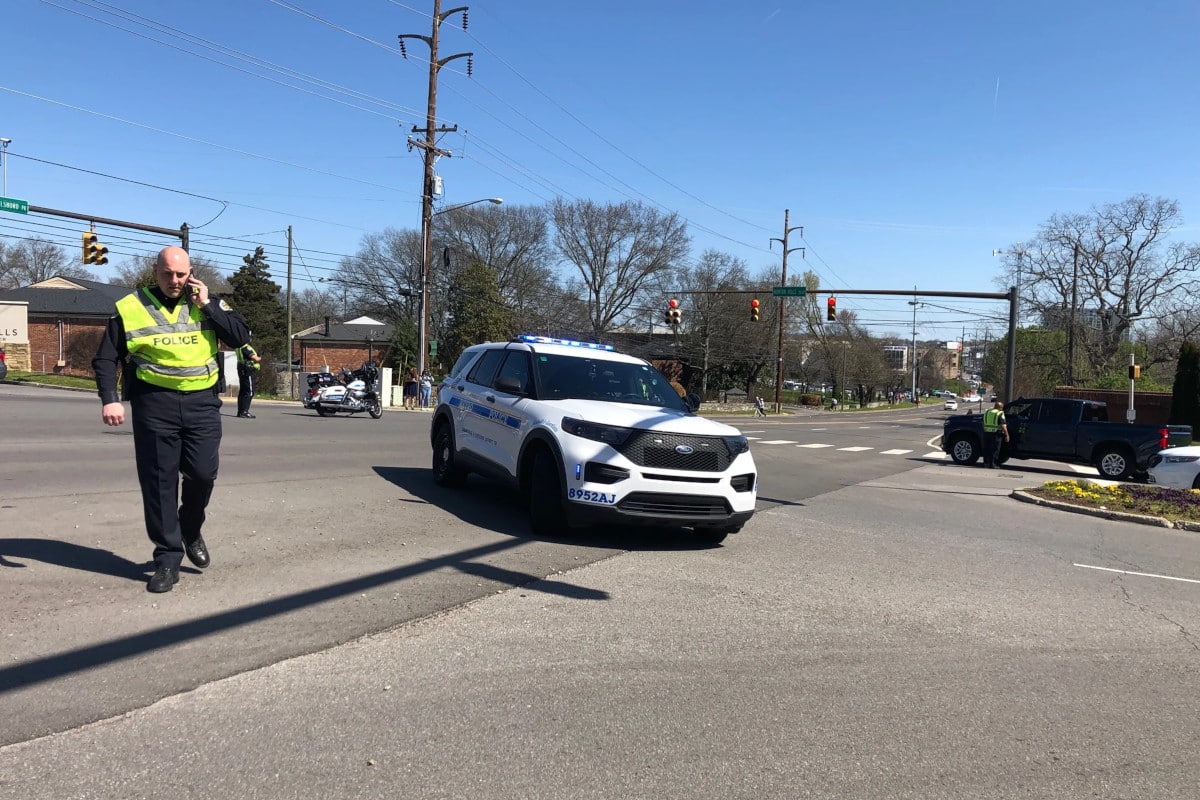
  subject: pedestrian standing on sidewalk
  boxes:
[92,246,251,593]
[419,369,433,408]
[982,400,1010,468]
[403,368,419,411]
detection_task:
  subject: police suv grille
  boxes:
[617,492,732,518]
[616,432,729,472]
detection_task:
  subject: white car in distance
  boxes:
[1146,446,1200,489]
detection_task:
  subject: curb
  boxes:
[1010,489,1200,531]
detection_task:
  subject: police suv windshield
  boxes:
[534,353,686,411]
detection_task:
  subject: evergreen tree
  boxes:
[228,246,286,372]
[1169,341,1200,431]
[441,260,514,371]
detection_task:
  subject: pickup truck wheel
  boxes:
[1096,446,1134,481]
[948,434,980,465]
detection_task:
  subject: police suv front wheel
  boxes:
[528,449,569,537]
[431,424,468,487]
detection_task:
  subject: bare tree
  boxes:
[551,198,690,336]
[997,195,1200,379]
[290,286,341,331]
[435,203,563,337]
[674,250,754,394]
[0,238,94,288]
[111,252,228,291]
[335,228,421,327]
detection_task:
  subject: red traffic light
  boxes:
[750,299,759,308]
[668,298,679,308]
[826,296,837,321]
[750,298,760,322]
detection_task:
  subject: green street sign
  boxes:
[771,286,807,297]
[0,196,28,214]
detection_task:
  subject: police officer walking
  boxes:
[93,246,251,593]
[236,341,261,418]
[982,400,1010,469]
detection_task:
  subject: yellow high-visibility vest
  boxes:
[116,288,219,391]
[983,408,1005,432]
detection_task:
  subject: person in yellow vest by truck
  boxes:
[92,246,251,593]
[236,341,262,418]
[982,400,1010,469]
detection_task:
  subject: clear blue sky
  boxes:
[3,0,1198,342]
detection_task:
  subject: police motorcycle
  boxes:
[303,364,383,419]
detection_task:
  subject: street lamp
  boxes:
[992,244,1026,326]
[908,296,923,403]
[0,138,11,196]
[418,196,502,375]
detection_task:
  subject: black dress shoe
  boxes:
[237,412,256,419]
[147,564,179,593]
[184,534,210,569]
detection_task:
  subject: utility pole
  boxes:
[286,225,294,398]
[1067,243,1079,387]
[769,209,803,413]
[399,0,472,376]
[908,290,920,402]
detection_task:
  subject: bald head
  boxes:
[993,401,1004,409]
[155,246,192,299]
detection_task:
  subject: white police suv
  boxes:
[430,335,757,543]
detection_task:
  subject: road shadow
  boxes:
[0,538,149,582]
[373,465,732,551]
[0,534,607,698]
[927,459,1099,481]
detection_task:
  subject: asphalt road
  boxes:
[2,385,1198,798]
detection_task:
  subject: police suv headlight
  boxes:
[723,435,750,457]
[561,417,633,447]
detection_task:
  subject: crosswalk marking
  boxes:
[759,439,798,445]
[797,443,835,448]
[924,451,948,459]
[880,449,913,455]
[838,446,874,452]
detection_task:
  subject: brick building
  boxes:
[0,276,127,375]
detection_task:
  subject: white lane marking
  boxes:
[798,443,835,448]
[759,440,798,445]
[1074,563,1200,585]
[880,449,913,455]
[924,451,949,459]
[838,446,874,452]
[745,437,762,440]
[858,426,871,429]
[809,428,827,431]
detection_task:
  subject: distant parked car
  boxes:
[943,397,958,411]
[1147,446,1200,489]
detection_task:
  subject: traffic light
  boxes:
[827,296,837,321]
[82,232,109,265]
[750,298,760,322]
[1129,364,1141,380]
[666,298,682,326]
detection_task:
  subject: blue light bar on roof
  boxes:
[516,334,614,351]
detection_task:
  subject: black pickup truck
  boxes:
[941,397,1192,480]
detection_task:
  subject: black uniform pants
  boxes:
[131,390,222,568]
[237,367,255,416]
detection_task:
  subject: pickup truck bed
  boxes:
[941,397,1192,480]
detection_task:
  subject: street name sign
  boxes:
[771,286,807,297]
[0,196,29,214]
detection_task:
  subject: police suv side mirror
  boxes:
[494,376,526,396]
[684,393,702,413]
